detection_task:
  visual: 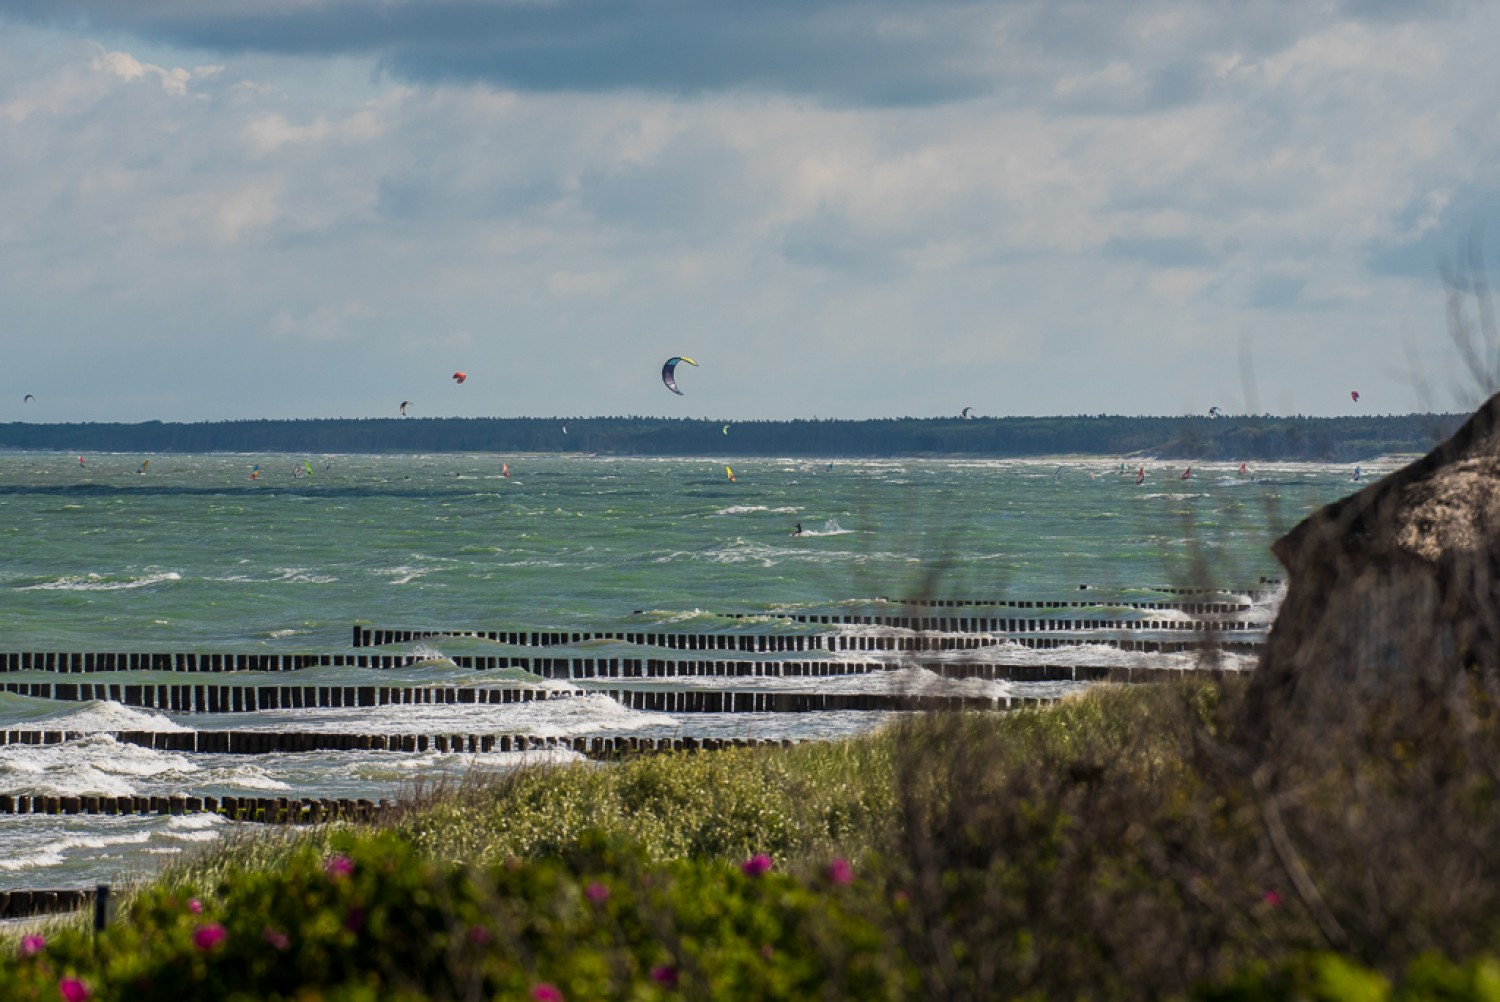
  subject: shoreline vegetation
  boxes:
[7,678,1500,1000]
[0,412,1464,461]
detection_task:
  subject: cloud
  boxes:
[0,3,1498,420]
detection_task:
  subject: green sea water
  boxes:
[0,451,1376,889]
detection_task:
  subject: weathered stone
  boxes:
[1247,394,1500,734]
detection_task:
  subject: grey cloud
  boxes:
[0,0,1409,108]
[0,0,1004,106]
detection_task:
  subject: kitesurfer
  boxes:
[792,522,804,537]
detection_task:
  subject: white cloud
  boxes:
[0,5,1497,420]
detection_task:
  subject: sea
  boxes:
[0,451,1386,892]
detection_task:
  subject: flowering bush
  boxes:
[0,831,904,1000]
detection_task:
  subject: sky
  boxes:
[2,0,1499,422]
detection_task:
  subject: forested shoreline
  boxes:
[0,412,1463,460]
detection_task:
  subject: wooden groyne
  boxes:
[352,626,1263,651]
[0,659,1236,707]
[0,634,1263,679]
[0,730,866,763]
[0,791,388,824]
[0,682,569,712]
[0,887,97,920]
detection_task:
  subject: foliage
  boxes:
[0,832,906,1001]
[12,677,1500,998]
[0,413,1461,460]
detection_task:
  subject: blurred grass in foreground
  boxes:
[8,679,1500,999]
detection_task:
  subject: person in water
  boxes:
[792,522,804,537]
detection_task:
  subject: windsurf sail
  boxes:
[1238,462,1248,477]
[137,460,149,475]
[1136,466,1145,485]
[1181,467,1191,480]
[726,465,735,482]
[502,463,510,478]
[661,356,697,395]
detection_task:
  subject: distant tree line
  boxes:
[0,414,1464,461]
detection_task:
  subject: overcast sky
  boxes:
[2,0,1498,422]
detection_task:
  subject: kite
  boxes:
[452,372,467,385]
[400,401,411,416]
[1351,390,1360,403]
[1208,406,1222,418]
[562,423,569,435]
[961,406,974,419]
[23,394,33,403]
[661,357,697,395]
[722,424,730,435]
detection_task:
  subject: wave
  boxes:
[18,571,181,592]
[0,734,198,797]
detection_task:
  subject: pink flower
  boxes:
[1263,890,1283,908]
[58,977,90,1002]
[531,984,564,1001]
[468,926,492,946]
[261,926,290,951]
[826,857,854,886]
[324,854,355,879]
[188,898,202,914]
[584,882,610,904]
[20,934,44,957]
[740,854,773,877]
[192,923,227,951]
[650,965,680,988]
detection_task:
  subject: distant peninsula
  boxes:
[0,414,1464,461]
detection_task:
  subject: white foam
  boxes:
[20,571,181,592]
[0,734,198,797]
[39,700,191,734]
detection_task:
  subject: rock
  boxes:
[1246,394,1500,735]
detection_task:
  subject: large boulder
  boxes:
[1245,394,1500,736]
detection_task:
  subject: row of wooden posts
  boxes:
[0,729,822,761]
[0,635,1262,678]
[352,622,1263,651]
[0,662,1238,713]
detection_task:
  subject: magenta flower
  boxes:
[58,977,90,1001]
[20,934,44,957]
[826,857,854,886]
[192,923,227,951]
[324,854,355,879]
[740,854,773,877]
[584,882,610,904]
[650,965,680,988]
[188,898,202,914]
[261,926,291,951]
[531,984,564,1001]
[468,926,492,946]
[1263,890,1283,908]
